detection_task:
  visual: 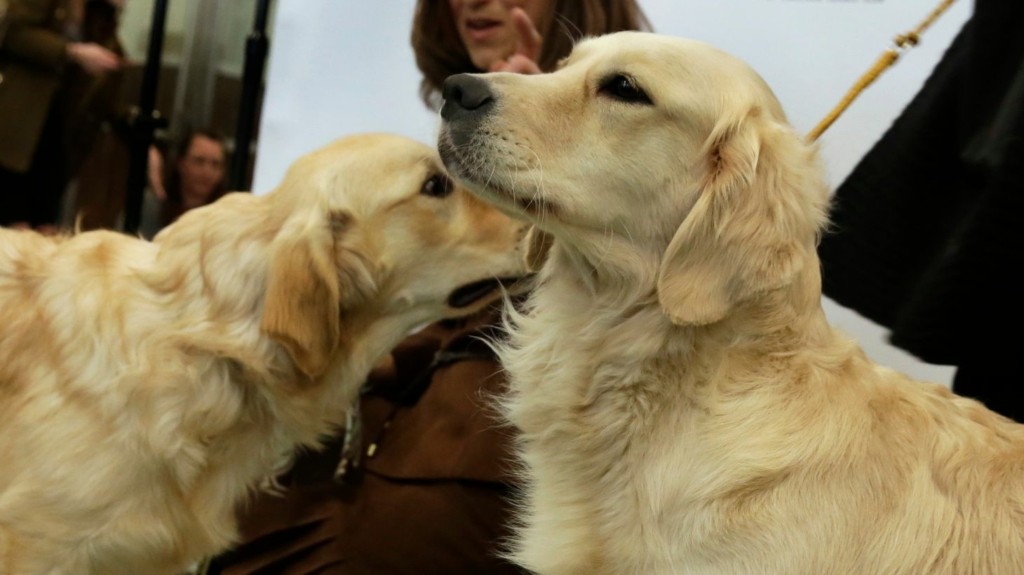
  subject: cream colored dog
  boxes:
[0,133,528,575]
[438,32,1024,575]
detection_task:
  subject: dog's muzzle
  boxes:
[440,74,496,147]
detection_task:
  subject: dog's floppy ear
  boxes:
[657,108,809,325]
[260,211,342,379]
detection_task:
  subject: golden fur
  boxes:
[0,133,528,574]
[439,32,1024,574]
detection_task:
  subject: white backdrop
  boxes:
[253,0,972,387]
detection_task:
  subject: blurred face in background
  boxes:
[177,134,226,208]
[449,0,551,70]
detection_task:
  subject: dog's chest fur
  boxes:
[499,278,721,572]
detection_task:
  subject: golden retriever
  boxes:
[438,31,1024,575]
[0,133,528,575]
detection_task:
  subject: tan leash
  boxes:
[806,0,959,142]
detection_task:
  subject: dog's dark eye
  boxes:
[421,173,453,198]
[598,74,652,105]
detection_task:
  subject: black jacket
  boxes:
[818,0,1023,371]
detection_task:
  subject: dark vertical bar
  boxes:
[121,0,169,235]
[228,0,273,191]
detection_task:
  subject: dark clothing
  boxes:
[0,0,124,227]
[817,0,1024,420]
[0,0,70,174]
[209,310,526,575]
[0,0,73,226]
[0,92,68,225]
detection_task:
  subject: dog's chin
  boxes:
[484,185,554,221]
[442,168,550,220]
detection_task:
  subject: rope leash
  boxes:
[806,0,959,142]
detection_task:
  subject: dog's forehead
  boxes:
[569,32,753,84]
[283,134,440,209]
[567,32,781,118]
[316,135,435,182]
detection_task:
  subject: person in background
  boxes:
[0,0,123,233]
[817,0,1023,421]
[140,127,228,239]
[65,0,139,233]
[206,2,650,574]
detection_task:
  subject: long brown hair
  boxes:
[411,0,652,109]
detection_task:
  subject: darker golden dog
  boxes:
[0,133,527,574]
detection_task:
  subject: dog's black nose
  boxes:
[440,74,495,121]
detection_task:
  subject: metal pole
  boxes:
[122,0,169,234]
[228,0,272,191]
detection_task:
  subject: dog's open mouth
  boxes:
[447,276,528,308]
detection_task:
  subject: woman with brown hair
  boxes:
[136,127,228,239]
[412,0,650,108]
[207,2,650,574]
[156,127,228,228]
